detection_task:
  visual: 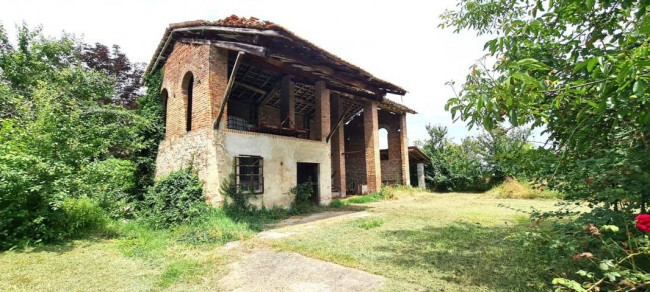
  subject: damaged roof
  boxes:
[146,15,408,100]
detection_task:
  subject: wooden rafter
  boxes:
[214,51,245,129]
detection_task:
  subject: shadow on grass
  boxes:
[378,221,572,291]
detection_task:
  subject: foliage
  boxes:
[61,197,109,236]
[140,168,208,229]
[290,181,314,210]
[80,43,144,109]
[507,207,650,291]
[221,173,254,213]
[417,123,556,192]
[0,25,157,248]
[78,158,136,218]
[442,0,650,211]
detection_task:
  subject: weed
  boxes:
[351,218,385,230]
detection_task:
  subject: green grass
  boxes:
[0,190,571,291]
[350,217,385,230]
[0,206,288,291]
[270,191,569,291]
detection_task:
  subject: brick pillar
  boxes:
[417,162,425,189]
[280,75,295,128]
[399,113,410,186]
[331,94,346,197]
[314,81,330,141]
[209,47,228,129]
[363,101,381,193]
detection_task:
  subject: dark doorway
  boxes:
[297,163,319,204]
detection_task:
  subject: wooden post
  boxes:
[280,75,295,128]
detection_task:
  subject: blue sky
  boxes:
[1,0,495,144]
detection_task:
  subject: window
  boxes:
[379,128,389,160]
[182,72,194,132]
[235,155,264,194]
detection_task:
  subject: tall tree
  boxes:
[80,43,144,109]
[442,0,650,211]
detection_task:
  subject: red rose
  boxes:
[635,214,650,233]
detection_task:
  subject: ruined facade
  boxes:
[148,16,416,207]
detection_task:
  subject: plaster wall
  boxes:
[222,129,332,208]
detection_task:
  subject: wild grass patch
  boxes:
[486,178,563,200]
[350,217,385,230]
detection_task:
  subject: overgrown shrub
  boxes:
[79,158,136,218]
[61,197,109,236]
[290,181,314,211]
[508,207,650,291]
[141,168,208,228]
[0,25,162,249]
[221,173,254,213]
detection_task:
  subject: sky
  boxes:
[0,0,494,145]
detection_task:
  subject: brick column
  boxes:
[280,75,295,128]
[363,101,381,193]
[314,81,330,141]
[330,94,346,197]
[399,113,410,186]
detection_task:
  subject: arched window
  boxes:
[161,88,169,134]
[379,128,389,160]
[182,72,194,132]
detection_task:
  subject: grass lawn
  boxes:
[0,191,569,291]
[269,192,569,291]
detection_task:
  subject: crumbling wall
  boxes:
[154,127,223,204]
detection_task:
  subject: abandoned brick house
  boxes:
[146,16,424,207]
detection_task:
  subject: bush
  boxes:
[290,181,314,211]
[141,168,208,228]
[61,197,109,236]
[79,158,136,218]
[221,173,254,213]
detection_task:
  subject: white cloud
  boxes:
[1,0,491,143]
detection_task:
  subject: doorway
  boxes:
[297,163,319,204]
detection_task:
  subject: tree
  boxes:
[80,43,144,109]
[0,25,161,248]
[441,0,650,211]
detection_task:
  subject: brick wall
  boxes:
[161,43,228,139]
[344,114,366,191]
[378,110,405,185]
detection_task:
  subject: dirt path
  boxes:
[217,210,385,291]
[217,248,384,292]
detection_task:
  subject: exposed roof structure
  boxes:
[408,146,430,163]
[147,16,409,102]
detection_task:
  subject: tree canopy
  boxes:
[442,0,650,211]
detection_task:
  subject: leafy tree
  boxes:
[80,43,144,109]
[0,25,161,248]
[417,124,489,191]
[442,0,650,211]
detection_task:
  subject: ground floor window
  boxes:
[235,155,264,194]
